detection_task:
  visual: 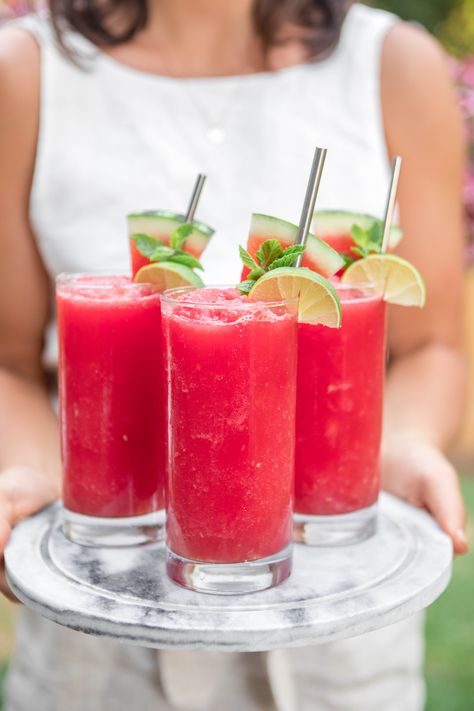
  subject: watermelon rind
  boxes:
[249,213,345,278]
[127,210,214,254]
[311,210,403,249]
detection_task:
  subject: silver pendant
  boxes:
[206,126,227,145]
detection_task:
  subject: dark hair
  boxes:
[49,0,350,61]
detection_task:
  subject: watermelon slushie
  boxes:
[162,287,297,594]
[57,274,165,546]
[294,283,386,545]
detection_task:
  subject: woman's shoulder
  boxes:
[382,20,456,120]
[0,24,39,116]
[0,24,40,186]
[0,20,40,65]
[381,21,462,161]
[383,20,450,83]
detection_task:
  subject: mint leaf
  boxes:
[367,221,382,247]
[350,224,368,246]
[150,246,176,261]
[171,223,194,250]
[131,233,163,258]
[269,254,302,270]
[133,226,206,277]
[237,280,256,294]
[239,245,259,270]
[280,245,306,260]
[238,239,308,294]
[269,245,306,270]
[169,253,204,271]
[256,240,283,269]
[247,267,265,280]
[349,221,383,259]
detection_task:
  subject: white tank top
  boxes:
[16,2,396,368]
[9,8,404,704]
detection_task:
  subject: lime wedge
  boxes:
[341,254,426,307]
[133,261,204,290]
[248,267,342,327]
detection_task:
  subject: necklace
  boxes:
[158,45,264,145]
[175,76,249,145]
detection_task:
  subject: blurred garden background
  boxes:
[0,0,473,709]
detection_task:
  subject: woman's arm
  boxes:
[0,28,61,598]
[381,23,468,553]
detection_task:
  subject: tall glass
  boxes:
[57,274,165,546]
[294,283,386,545]
[162,287,297,594]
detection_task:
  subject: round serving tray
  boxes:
[5,493,452,652]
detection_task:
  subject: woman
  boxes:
[0,1,467,709]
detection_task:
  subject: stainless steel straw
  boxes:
[294,147,328,267]
[381,157,402,253]
[185,173,207,222]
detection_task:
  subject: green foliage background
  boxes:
[370,0,474,55]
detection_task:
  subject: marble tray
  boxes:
[5,493,452,652]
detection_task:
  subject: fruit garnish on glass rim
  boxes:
[127,209,214,277]
[238,239,342,327]
[311,209,403,259]
[329,159,425,309]
[335,221,425,308]
[336,219,399,269]
[242,213,345,281]
[238,239,306,292]
[134,261,204,289]
[132,223,205,289]
[341,253,426,307]
[131,223,205,271]
[238,148,344,325]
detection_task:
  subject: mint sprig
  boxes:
[131,224,204,271]
[255,240,283,270]
[238,240,306,294]
[342,222,383,267]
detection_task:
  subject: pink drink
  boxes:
[162,288,297,568]
[295,285,386,518]
[57,275,165,522]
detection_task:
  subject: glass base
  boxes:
[166,544,292,595]
[293,502,378,546]
[62,507,165,547]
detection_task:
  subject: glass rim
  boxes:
[56,271,141,289]
[160,284,299,309]
[333,280,383,301]
[333,280,376,291]
[55,272,163,300]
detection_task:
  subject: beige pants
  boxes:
[5,608,425,711]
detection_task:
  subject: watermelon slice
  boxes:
[311,210,403,256]
[127,210,214,277]
[242,213,345,281]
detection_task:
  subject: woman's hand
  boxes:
[382,439,468,555]
[0,466,59,601]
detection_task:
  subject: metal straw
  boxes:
[185,173,207,222]
[381,157,402,253]
[294,147,328,267]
